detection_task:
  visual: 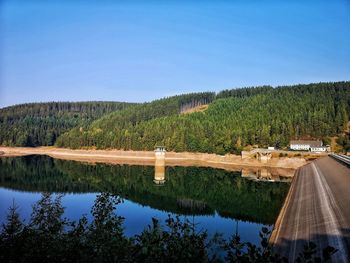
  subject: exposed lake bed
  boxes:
[0,146,307,170]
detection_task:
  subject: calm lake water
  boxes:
[0,155,290,245]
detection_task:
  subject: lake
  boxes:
[0,155,290,245]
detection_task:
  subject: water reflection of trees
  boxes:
[0,156,289,224]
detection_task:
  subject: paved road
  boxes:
[271,156,350,262]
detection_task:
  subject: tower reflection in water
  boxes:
[154,165,165,185]
[154,146,166,185]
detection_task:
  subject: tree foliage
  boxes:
[0,193,338,262]
[0,101,135,146]
[56,82,350,154]
[1,82,349,153]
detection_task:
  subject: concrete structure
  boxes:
[290,140,328,152]
[241,150,251,159]
[270,157,350,262]
[331,153,350,167]
[154,146,166,165]
[268,146,275,150]
[256,151,272,163]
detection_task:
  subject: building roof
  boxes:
[290,140,322,147]
[155,146,166,151]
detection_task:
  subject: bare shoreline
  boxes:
[0,146,307,176]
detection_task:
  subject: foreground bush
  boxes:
[0,193,337,262]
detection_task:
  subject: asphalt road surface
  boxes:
[272,156,350,262]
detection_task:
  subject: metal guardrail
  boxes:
[330,153,350,167]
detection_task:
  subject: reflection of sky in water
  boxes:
[0,187,267,245]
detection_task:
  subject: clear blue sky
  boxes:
[1,0,350,107]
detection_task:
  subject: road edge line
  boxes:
[269,166,300,246]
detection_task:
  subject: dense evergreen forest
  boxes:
[55,92,216,148]
[1,82,349,153]
[1,192,336,263]
[0,102,135,146]
[56,81,350,154]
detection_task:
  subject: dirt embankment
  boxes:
[181,104,209,114]
[0,146,307,173]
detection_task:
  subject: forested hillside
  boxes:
[0,102,135,146]
[55,92,215,148]
[56,82,350,154]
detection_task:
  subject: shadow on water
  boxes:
[0,155,290,225]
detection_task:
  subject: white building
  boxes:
[310,146,328,152]
[290,140,328,152]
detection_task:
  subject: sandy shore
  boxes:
[0,146,307,176]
